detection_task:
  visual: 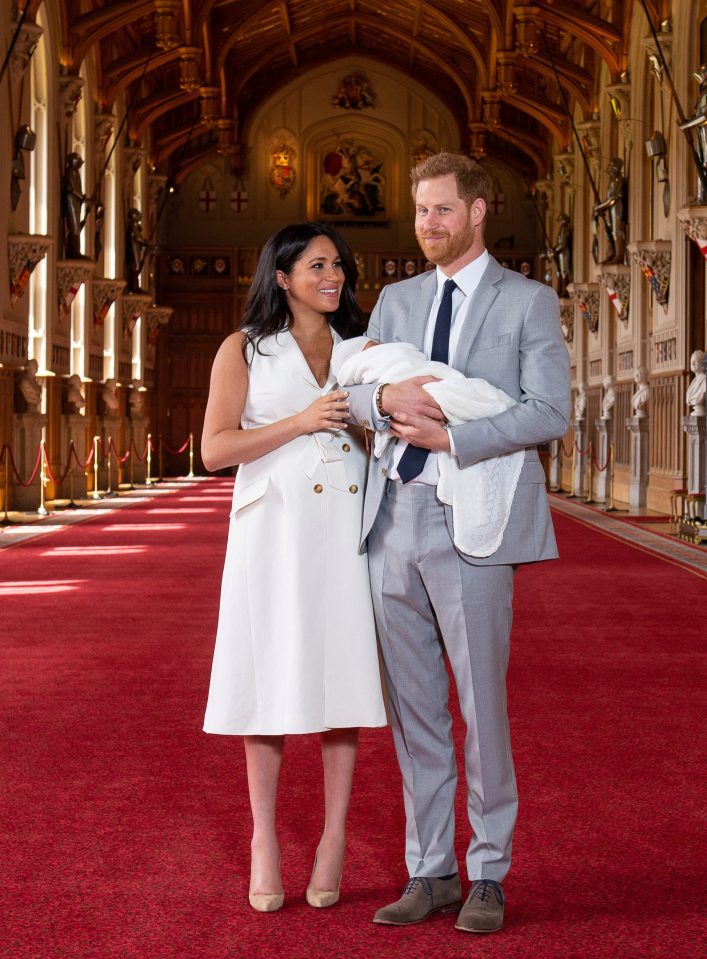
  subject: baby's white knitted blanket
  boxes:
[332,337,525,557]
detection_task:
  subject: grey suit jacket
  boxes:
[347,255,571,566]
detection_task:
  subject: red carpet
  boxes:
[1,479,705,959]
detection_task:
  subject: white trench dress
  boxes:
[203,329,387,735]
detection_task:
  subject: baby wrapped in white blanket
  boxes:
[331,336,525,558]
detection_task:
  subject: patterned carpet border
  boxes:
[549,494,707,579]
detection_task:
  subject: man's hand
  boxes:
[381,377,444,420]
[390,412,450,452]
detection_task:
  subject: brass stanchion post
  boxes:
[0,449,11,526]
[602,444,626,513]
[188,432,194,478]
[146,433,153,485]
[584,443,595,504]
[91,435,101,500]
[570,443,577,496]
[38,437,48,516]
[105,436,116,497]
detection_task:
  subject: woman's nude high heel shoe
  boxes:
[249,851,284,912]
[305,847,342,908]
[248,890,285,913]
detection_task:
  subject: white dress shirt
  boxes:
[383,250,490,484]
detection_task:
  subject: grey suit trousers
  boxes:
[368,481,517,882]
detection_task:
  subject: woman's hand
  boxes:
[296,391,350,434]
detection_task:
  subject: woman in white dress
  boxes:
[201,223,386,914]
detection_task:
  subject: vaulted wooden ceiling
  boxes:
[49,0,654,182]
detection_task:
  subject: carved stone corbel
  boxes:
[146,306,173,343]
[559,299,574,344]
[57,259,95,320]
[8,233,52,307]
[58,74,84,121]
[94,113,115,154]
[598,264,631,327]
[10,21,43,81]
[606,79,632,151]
[568,282,600,336]
[629,240,671,312]
[677,205,707,262]
[123,148,145,196]
[555,151,575,189]
[147,174,168,223]
[121,293,152,337]
[93,278,126,327]
[642,32,672,83]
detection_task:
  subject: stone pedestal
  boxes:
[549,439,561,490]
[572,419,586,496]
[683,415,705,493]
[627,416,649,508]
[12,412,47,510]
[64,414,90,500]
[683,415,705,519]
[595,418,613,504]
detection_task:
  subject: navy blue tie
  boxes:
[397,278,457,484]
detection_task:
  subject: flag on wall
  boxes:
[199,176,217,213]
[230,181,248,213]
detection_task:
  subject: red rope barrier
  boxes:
[575,440,591,456]
[108,437,131,465]
[70,442,95,471]
[5,443,43,487]
[41,444,75,487]
[131,438,150,462]
[159,435,190,456]
[591,449,611,472]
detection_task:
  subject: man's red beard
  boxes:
[415,220,475,266]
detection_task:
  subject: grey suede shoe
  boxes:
[454,879,505,933]
[373,875,462,925]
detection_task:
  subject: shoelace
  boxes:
[403,877,432,897]
[471,879,504,904]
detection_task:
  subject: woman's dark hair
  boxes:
[240,222,365,357]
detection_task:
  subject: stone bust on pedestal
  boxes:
[18,358,42,413]
[631,367,649,418]
[685,350,706,416]
[601,374,616,420]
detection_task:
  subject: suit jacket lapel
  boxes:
[269,329,325,390]
[405,272,437,349]
[454,255,503,365]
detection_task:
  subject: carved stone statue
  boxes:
[66,374,86,413]
[592,158,628,265]
[552,213,572,298]
[679,66,707,204]
[601,374,616,420]
[18,358,42,412]
[686,349,706,416]
[62,152,88,259]
[125,207,149,293]
[94,201,105,262]
[631,366,649,418]
[574,381,586,421]
[102,378,119,413]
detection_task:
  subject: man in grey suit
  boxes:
[347,153,571,934]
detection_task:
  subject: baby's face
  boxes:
[363,339,380,350]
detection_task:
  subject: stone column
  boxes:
[595,418,613,504]
[572,418,586,496]
[627,416,649,508]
